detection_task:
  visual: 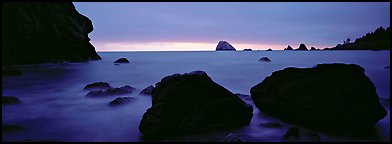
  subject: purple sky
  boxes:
[74,2,390,51]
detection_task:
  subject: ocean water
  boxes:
[2,50,390,142]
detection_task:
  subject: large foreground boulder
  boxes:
[216,41,236,51]
[2,2,101,65]
[139,71,253,138]
[250,63,387,132]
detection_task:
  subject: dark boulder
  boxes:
[86,85,136,97]
[266,48,272,51]
[2,2,101,65]
[109,97,135,106]
[250,63,387,133]
[310,47,316,50]
[139,85,154,95]
[216,41,236,51]
[114,58,129,63]
[83,82,112,91]
[295,44,308,51]
[2,96,21,105]
[259,57,271,62]
[284,45,293,50]
[139,70,253,138]
[243,49,252,51]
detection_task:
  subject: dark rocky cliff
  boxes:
[2,2,101,65]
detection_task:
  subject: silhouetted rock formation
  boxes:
[326,26,390,50]
[284,45,293,50]
[2,2,101,65]
[295,44,308,51]
[259,57,271,62]
[243,49,252,51]
[216,41,236,51]
[266,48,272,51]
[139,85,154,95]
[109,97,135,106]
[83,82,112,91]
[310,47,316,50]
[2,96,21,105]
[114,58,130,63]
[139,70,253,138]
[86,85,136,97]
[250,63,387,133]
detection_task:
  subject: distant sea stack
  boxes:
[2,2,101,65]
[284,45,293,50]
[216,41,236,51]
[295,44,308,51]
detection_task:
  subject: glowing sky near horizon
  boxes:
[74,2,390,51]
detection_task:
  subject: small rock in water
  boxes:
[259,122,283,128]
[85,85,136,97]
[283,127,300,140]
[139,85,154,95]
[109,97,135,106]
[114,58,130,63]
[266,48,272,51]
[2,96,21,105]
[259,57,271,62]
[83,82,112,91]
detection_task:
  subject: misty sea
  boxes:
[2,50,390,142]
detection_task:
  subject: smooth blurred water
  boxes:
[2,50,390,142]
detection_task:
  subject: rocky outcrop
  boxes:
[243,49,252,51]
[2,96,21,105]
[266,48,272,51]
[284,45,293,50]
[86,85,136,97]
[295,44,308,51]
[250,63,387,133]
[310,47,316,50]
[2,2,101,65]
[139,71,253,138]
[109,97,135,106]
[216,41,236,51]
[114,58,130,63]
[139,85,154,95]
[259,57,271,62]
[83,82,112,91]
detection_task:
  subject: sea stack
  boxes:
[216,41,236,51]
[2,2,101,65]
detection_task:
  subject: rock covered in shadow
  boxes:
[250,63,387,133]
[243,49,252,51]
[139,85,154,95]
[258,57,271,62]
[109,97,135,106]
[83,82,112,91]
[284,45,293,50]
[295,44,308,51]
[283,127,300,140]
[114,58,129,63]
[259,122,283,128]
[266,48,272,51]
[139,70,253,138]
[2,2,101,65]
[86,85,136,97]
[2,96,21,105]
